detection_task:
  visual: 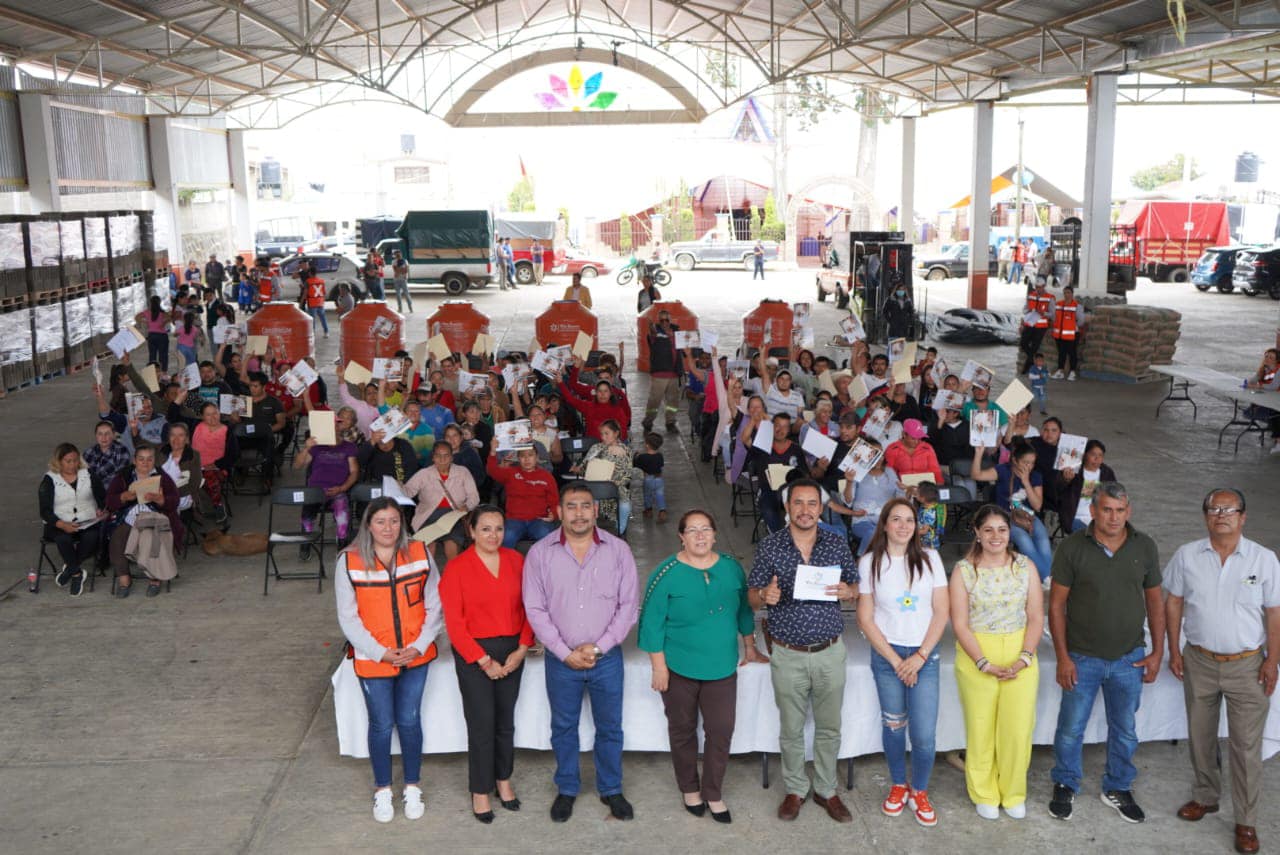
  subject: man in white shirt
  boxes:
[1164,488,1280,855]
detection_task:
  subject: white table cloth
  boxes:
[334,625,1280,762]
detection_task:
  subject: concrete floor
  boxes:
[1,266,1277,854]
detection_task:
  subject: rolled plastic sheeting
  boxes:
[66,297,91,345]
[84,218,108,259]
[60,221,85,261]
[0,309,33,364]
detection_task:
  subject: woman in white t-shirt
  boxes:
[856,497,950,829]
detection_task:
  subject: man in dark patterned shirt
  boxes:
[748,478,859,823]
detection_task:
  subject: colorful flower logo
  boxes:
[536,65,617,111]
[896,591,917,612]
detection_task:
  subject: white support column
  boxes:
[147,117,182,260]
[17,94,59,213]
[1080,73,1118,297]
[228,129,253,255]
[899,116,915,238]
[967,101,994,309]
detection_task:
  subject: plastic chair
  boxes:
[581,480,622,536]
[263,486,327,595]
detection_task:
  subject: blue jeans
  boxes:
[545,645,624,796]
[359,662,429,788]
[1009,261,1023,283]
[851,519,877,555]
[366,279,385,300]
[176,343,198,367]
[146,332,169,372]
[870,643,941,790]
[1010,516,1053,580]
[1051,645,1145,793]
[308,305,328,333]
[642,474,665,511]
[502,517,557,548]
[392,278,413,313]
[753,257,764,279]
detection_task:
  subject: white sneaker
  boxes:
[1067,372,1077,381]
[403,784,424,820]
[1050,371,1065,380]
[1005,803,1026,819]
[373,788,394,823]
[976,803,1000,820]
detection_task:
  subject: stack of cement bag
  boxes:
[1042,305,1180,381]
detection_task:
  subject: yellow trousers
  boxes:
[954,630,1039,808]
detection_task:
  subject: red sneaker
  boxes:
[909,789,938,827]
[882,784,910,817]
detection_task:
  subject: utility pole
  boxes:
[1013,112,1025,247]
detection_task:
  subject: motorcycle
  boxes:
[616,254,672,287]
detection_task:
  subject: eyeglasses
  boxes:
[683,527,715,536]
[1205,506,1243,517]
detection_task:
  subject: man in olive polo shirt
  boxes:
[1047,482,1164,825]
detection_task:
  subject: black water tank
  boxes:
[1236,152,1260,182]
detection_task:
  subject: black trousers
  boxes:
[1056,337,1078,373]
[454,634,525,793]
[1019,327,1046,373]
[44,522,101,572]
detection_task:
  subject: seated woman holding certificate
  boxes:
[572,419,633,534]
[402,443,479,562]
[293,401,361,549]
[39,442,109,597]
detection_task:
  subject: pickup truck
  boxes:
[375,209,494,295]
[668,229,779,271]
[255,235,321,259]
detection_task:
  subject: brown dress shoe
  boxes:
[1235,825,1260,855]
[812,793,854,823]
[1176,800,1219,821]
[777,794,805,821]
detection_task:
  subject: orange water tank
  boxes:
[340,302,406,371]
[742,299,793,356]
[535,300,598,349]
[636,300,699,372]
[425,300,491,356]
[247,302,315,365]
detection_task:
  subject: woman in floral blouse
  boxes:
[574,419,633,534]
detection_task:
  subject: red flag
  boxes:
[519,156,527,178]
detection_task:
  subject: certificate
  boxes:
[800,428,838,461]
[794,564,841,601]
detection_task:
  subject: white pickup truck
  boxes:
[668,229,780,271]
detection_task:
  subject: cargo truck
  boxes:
[374,209,494,295]
[1112,200,1231,283]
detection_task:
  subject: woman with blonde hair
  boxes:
[949,504,1042,820]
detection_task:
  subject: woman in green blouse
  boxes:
[638,509,769,824]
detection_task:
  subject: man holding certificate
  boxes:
[747,479,859,823]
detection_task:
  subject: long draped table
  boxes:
[333,623,1280,763]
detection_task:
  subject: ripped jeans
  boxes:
[870,643,941,791]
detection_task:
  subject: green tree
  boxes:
[750,204,764,240]
[618,212,632,253]
[760,192,785,242]
[1130,154,1202,191]
[507,176,535,212]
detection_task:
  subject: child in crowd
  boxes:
[634,432,667,523]
[914,481,945,550]
[236,275,255,315]
[1028,352,1049,415]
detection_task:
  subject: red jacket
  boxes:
[486,458,559,521]
[558,381,631,440]
[883,439,943,485]
[565,366,632,417]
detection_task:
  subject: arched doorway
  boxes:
[785,176,878,263]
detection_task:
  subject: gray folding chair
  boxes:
[264,486,327,595]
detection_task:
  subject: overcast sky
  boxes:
[249,78,1280,224]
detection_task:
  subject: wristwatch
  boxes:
[592,644,603,658]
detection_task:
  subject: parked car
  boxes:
[1191,246,1246,293]
[550,247,611,279]
[668,229,779,270]
[275,253,366,303]
[915,242,1001,280]
[255,235,322,259]
[1231,245,1280,299]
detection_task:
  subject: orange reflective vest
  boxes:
[305,277,326,308]
[258,274,274,303]
[345,541,438,678]
[1025,292,1052,328]
[1052,300,1080,340]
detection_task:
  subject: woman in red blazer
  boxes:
[439,504,535,823]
